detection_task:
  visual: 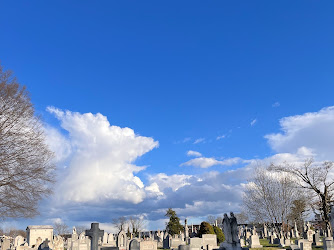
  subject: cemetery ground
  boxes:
[246,239,323,250]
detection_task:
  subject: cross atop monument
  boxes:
[86,223,104,250]
[44,239,50,246]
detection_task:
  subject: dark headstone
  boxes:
[129,239,140,250]
[39,238,51,250]
[86,223,104,250]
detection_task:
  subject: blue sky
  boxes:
[1,1,334,232]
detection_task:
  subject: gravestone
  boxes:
[263,224,268,238]
[117,231,127,250]
[284,238,291,247]
[35,237,43,249]
[297,240,307,249]
[250,235,262,248]
[170,238,185,249]
[79,232,90,250]
[86,223,104,250]
[306,230,313,242]
[39,238,51,250]
[53,235,64,250]
[129,239,140,250]
[273,238,280,245]
[1,238,11,250]
[178,246,191,250]
[239,239,245,248]
[300,241,312,250]
[324,237,334,250]
[14,235,25,247]
[202,234,217,247]
[189,238,202,248]
[163,235,171,249]
[269,235,274,244]
[313,232,321,246]
[290,245,300,250]
[278,238,285,247]
[103,232,109,245]
[140,240,157,250]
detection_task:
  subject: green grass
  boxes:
[259,239,279,247]
[248,238,325,250]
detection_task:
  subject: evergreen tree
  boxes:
[213,226,225,244]
[198,221,215,236]
[165,208,183,236]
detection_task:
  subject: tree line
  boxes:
[243,159,334,234]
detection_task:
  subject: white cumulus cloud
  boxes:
[46,107,159,204]
[265,106,334,161]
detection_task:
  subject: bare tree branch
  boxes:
[0,65,55,219]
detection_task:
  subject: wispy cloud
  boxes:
[174,137,192,144]
[216,135,226,140]
[181,157,242,168]
[183,137,191,143]
[250,119,257,126]
[194,138,205,144]
[187,150,202,157]
[272,102,280,108]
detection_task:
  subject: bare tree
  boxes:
[54,222,70,235]
[0,65,55,218]
[75,225,87,235]
[270,159,334,232]
[243,166,301,235]
[112,216,127,233]
[207,215,217,225]
[129,216,145,236]
[7,228,26,238]
[234,211,249,224]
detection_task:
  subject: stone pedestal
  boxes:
[323,237,334,250]
[220,242,241,250]
[239,239,245,248]
[290,245,300,250]
[284,238,291,247]
[300,241,312,250]
[278,238,285,247]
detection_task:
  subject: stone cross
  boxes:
[86,223,104,250]
[44,239,50,247]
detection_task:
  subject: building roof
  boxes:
[26,225,53,230]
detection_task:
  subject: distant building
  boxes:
[26,225,53,247]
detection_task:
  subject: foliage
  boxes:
[287,198,308,232]
[0,64,55,218]
[213,226,225,243]
[165,208,183,236]
[198,221,215,236]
